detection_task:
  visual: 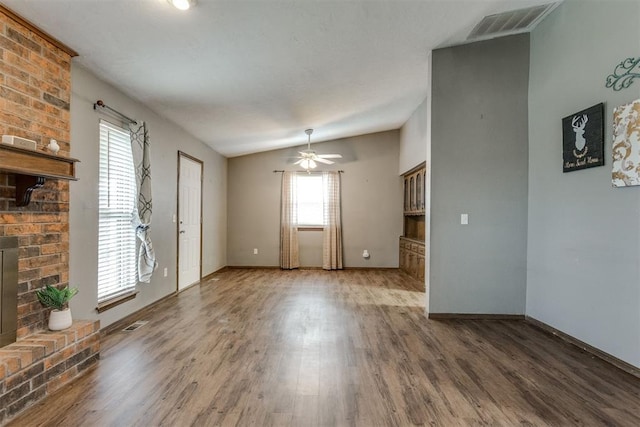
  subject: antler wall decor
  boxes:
[605,57,640,91]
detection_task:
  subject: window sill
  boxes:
[298,226,323,231]
[96,291,138,313]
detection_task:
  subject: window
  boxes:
[97,120,137,303]
[297,174,323,226]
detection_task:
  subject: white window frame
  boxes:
[97,120,138,305]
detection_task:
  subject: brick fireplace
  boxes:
[0,6,99,422]
[0,8,72,337]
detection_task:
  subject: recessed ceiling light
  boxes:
[168,0,195,11]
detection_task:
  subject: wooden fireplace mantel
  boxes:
[0,144,79,206]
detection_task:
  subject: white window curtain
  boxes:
[280,171,300,269]
[322,171,343,270]
[129,121,158,282]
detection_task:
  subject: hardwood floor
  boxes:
[8,269,640,426]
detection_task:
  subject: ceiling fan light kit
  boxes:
[294,129,342,172]
[168,0,196,11]
[299,159,317,170]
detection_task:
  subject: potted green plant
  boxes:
[36,285,79,331]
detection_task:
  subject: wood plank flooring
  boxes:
[7,269,640,426]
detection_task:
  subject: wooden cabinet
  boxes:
[403,163,425,215]
[399,237,424,280]
[400,162,426,281]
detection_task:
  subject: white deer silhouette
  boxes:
[572,114,588,151]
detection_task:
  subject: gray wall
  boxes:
[528,0,640,367]
[69,64,227,328]
[429,34,529,314]
[227,130,403,267]
[400,53,432,305]
[399,95,428,174]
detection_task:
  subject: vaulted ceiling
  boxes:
[3,0,553,157]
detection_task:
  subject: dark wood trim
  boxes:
[298,226,323,231]
[201,266,230,280]
[401,160,427,177]
[226,265,281,270]
[0,5,79,57]
[428,313,525,320]
[224,266,401,271]
[200,272,217,282]
[95,291,138,314]
[100,291,177,337]
[177,280,200,292]
[526,316,640,379]
[176,151,204,292]
[399,236,425,244]
[177,269,228,291]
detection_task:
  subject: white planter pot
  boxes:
[48,308,72,331]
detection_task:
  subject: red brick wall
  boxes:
[0,10,72,338]
[0,320,100,422]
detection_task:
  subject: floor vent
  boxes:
[467,2,559,41]
[123,320,148,332]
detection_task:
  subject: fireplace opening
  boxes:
[0,236,18,348]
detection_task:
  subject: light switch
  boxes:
[461,214,469,225]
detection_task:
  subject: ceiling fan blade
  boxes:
[314,158,334,165]
[293,159,304,165]
[317,154,342,159]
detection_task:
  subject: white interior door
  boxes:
[178,153,202,291]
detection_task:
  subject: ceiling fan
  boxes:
[294,129,342,171]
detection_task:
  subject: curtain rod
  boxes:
[93,100,137,124]
[273,170,344,173]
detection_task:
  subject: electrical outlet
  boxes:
[253,248,258,255]
[461,214,469,225]
[163,267,168,277]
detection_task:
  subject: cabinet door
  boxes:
[404,178,410,212]
[421,169,426,210]
[417,255,425,280]
[416,172,422,213]
[405,249,412,274]
[408,252,417,277]
[410,176,415,211]
[404,249,411,273]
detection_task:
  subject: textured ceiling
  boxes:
[3,0,554,157]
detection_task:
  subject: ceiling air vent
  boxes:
[468,2,560,41]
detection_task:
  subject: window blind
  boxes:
[98,120,137,303]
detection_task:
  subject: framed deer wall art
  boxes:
[561,103,604,172]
